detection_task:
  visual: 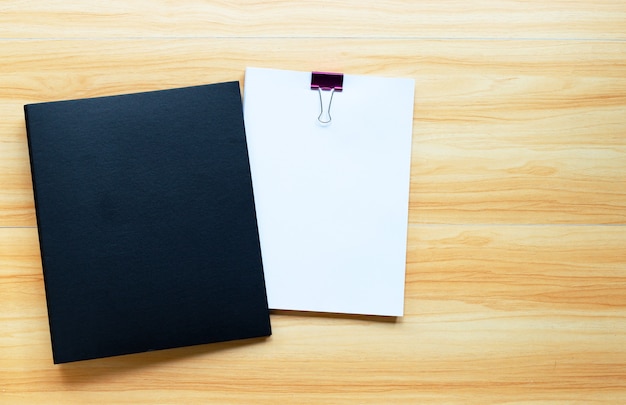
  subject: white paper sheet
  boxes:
[243,67,415,316]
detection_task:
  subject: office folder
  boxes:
[25,82,271,363]
[243,67,415,317]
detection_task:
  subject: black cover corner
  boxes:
[24,82,271,363]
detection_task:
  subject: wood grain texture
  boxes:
[1,1,626,403]
[1,0,625,40]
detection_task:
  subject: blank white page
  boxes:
[243,67,415,316]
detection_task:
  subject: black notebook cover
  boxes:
[25,82,271,363]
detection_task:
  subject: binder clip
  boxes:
[311,71,343,124]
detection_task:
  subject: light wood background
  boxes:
[1,1,625,403]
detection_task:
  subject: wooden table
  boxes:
[2,2,625,403]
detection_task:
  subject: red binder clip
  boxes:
[311,71,343,124]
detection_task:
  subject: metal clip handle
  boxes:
[316,87,335,124]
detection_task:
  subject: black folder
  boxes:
[25,82,271,363]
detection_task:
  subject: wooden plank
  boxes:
[407,224,626,310]
[1,226,625,403]
[1,0,625,40]
[1,39,624,226]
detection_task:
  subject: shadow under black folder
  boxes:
[25,81,271,363]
